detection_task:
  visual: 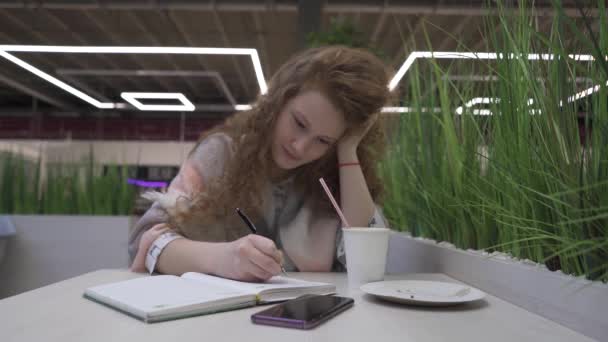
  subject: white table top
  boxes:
[0,270,596,342]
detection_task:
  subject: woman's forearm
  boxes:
[338,147,375,227]
[156,238,229,276]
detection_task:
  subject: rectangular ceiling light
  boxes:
[234,104,252,111]
[389,51,597,91]
[389,51,604,115]
[0,45,268,109]
[120,92,195,111]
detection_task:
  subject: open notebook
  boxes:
[84,272,336,323]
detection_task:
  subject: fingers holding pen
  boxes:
[246,235,283,275]
[229,235,283,281]
[232,208,287,280]
[249,234,283,265]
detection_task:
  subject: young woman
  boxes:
[129,46,391,281]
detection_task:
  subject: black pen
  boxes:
[236,207,257,234]
[235,208,287,276]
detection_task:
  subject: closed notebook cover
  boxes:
[84,275,256,323]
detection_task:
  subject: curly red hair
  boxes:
[172,46,391,231]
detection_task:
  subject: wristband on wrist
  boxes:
[339,162,360,168]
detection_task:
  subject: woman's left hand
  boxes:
[337,114,379,158]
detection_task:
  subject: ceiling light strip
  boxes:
[0,50,115,109]
[120,92,195,111]
[0,45,268,108]
[0,45,254,55]
[389,51,600,91]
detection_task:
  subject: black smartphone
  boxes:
[251,294,354,330]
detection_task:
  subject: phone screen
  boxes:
[251,295,354,329]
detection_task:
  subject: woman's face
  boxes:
[272,90,346,170]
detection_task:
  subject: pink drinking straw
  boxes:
[319,177,350,228]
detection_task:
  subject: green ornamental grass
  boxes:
[381,0,607,281]
[0,152,135,216]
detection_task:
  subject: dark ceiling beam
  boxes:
[211,9,252,100]
[370,2,389,46]
[82,10,172,92]
[124,11,201,97]
[41,9,142,92]
[0,2,601,17]
[163,10,214,76]
[162,9,241,106]
[0,71,72,110]
[252,12,271,77]
[297,0,323,49]
[437,15,471,51]
[325,4,601,17]
[0,8,122,91]
[391,15,426,69]
[0,9,118,109]
[472,11,555,51]
[391,0,447,67]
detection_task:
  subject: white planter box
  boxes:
[386,232,608,341]
[0,215,131,299]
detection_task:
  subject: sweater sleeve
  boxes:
[127,133,233,271]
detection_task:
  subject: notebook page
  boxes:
[86,275,253,317]
[181,272,334,296]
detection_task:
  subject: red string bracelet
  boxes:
[339,162,360,168]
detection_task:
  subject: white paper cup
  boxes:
[342,227,390,288]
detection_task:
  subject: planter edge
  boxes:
[387,232,607,341]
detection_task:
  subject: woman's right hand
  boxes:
[218,234,284,282]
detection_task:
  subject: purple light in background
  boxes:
[127,178,168,188]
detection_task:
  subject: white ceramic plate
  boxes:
[360,280,486,306]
